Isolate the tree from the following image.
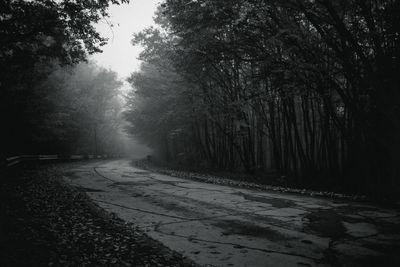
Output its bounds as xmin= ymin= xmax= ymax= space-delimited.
xmin=125 ymin=0 xmax=400 ymax=195
xmin=36 ymin=62 xmax=124 ymax=155
xmin=0 ymin=0 xmax=129 ymax=155
xmin=125 ymin=61 xmax=194 ymax=162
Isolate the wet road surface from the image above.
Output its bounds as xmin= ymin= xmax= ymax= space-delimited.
xmin=63 ymin=160 xmax=400 ymax=267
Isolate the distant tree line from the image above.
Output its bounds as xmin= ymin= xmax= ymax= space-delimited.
xmin=1 ymin=0 xmax=128 ymax=156
xmin=125 ymin=0 xmax=400 ymax=195
xmin=34 ymin=62 xmax=124 ymax=155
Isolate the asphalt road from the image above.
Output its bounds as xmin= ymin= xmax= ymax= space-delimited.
xmin=63 ymin=160 xmax=400 ymax=267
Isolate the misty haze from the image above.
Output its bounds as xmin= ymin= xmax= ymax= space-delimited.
xmin=1 ymin=1 xmax=399 ymax=267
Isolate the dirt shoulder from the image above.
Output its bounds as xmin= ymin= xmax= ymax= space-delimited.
xmin=132 ymin=159 xmax=400 ymax=207
xmin=0 ymin=163 xmax=197 ymax=267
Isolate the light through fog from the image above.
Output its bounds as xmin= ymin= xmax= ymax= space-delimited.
xmin=90 ymin=0 xmax=159 ymax=157
xmin=90 ymin=0 xmax=160 ymax=80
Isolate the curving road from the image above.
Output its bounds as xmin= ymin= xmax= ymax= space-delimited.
xmin=63 ymin=160 xmax=400 ymax=267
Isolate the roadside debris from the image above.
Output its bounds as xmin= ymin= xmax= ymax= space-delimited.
xmin=133 ymin=160 xmax=368 ymax=202
xmin=0 ymin=165 xmax=197 ymax=267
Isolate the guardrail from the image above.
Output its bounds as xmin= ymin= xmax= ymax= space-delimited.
xmin=3 ymin=154 xmax=118 ymax=168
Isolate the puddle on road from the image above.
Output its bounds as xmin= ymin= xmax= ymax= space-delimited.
xmin=213 ymin=219 xmax=290 ymax=241
xmin=150 ymin=199 xmax=196 ymax=218
xmin=305 ymin=209 xmax=346 ymax=239
xmin=235 ymin=192 xmax=296 ymax=208
xmin=342 ymin=222 xmax=377 ymax=237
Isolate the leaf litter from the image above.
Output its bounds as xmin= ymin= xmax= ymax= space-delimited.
xmin=0 ymin=165 xmax=197 ymax=267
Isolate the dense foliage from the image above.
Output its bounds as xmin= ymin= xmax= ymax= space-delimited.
xmin=0 ymin=0 xmax=128 ymax=155
xmin=125 ymin=0 xmax=400 ymax=195
xmin=38 ymin=62 xmax=124 ymax=155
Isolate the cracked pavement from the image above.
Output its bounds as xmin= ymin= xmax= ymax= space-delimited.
xmin=62 ymin=160 xmax=400 ymax=267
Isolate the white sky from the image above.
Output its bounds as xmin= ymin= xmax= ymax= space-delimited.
xmin=90 ymin=0 xmax=160 ymax=81
xmin=89 ymin=0 xmax=159 ymax=154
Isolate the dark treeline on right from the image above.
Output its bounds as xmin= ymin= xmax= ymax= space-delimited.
xmin=125 ymin=0 xmax=400 ymax=196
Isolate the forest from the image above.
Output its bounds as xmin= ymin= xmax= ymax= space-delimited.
xmin=1 ymin=0 xmax=129 ymax=156
xmin=1 ymin=0 xmax=399 ymax=196
xmin=124 ymin=0 xmax=400 ymax=196
xmin=2 ymin=2 xmax=400 ymax=266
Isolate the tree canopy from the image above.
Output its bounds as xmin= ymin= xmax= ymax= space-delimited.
xmin=125 ymin=0 xmax=400 ymax=196
xmin=1 ymin=0 xmax=129 ymax=156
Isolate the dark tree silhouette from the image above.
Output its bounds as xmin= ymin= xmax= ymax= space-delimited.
xmin=125 ymin=0 xmax=400 ymax=196
xmin=0 ymin=0 xmax=128 ymax=155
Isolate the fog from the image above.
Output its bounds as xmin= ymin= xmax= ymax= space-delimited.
xmin=119 ymin=134 xmax=152 ymax=160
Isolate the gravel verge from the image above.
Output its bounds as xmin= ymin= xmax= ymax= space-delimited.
xmin=133 ymin=159 xmax=370 ymax=202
